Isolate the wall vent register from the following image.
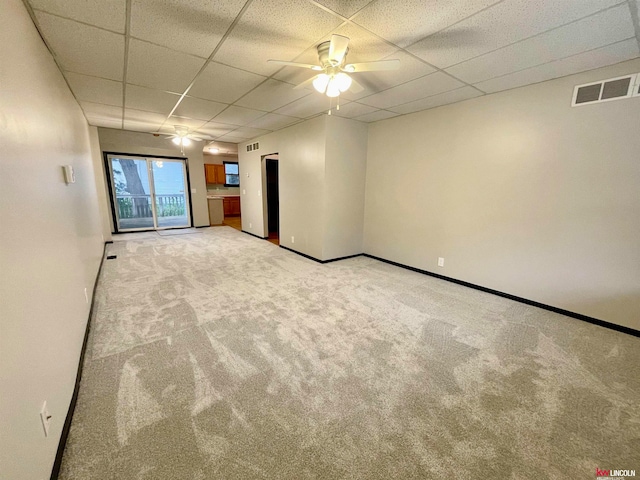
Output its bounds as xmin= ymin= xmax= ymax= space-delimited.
xmin=246 ymin=142 xmax=260 ymax=152
xmin=572 ymin=73 xmax=639 ymax=106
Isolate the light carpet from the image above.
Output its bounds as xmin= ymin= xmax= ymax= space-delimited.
xmin=60 ymin=226 xmax=640 ymax=479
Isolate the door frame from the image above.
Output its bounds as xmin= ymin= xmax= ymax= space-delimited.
xmin=104 ymin=152 xmax=194 ymax=233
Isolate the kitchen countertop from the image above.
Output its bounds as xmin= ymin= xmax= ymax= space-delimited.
xmin=207 ymin=194 xmax=240 ymax=199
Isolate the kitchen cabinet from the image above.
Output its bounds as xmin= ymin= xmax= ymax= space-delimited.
xmin=205 ymin=164 xmax=225 ymax=184
xmin=222 ymin=197 xmax=241 ymax=216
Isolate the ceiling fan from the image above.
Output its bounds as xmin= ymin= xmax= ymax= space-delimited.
xmin=165 ymin=125 xmax=202 ymax=155
xmin=268 ymin=34 xmax=399 ymax=99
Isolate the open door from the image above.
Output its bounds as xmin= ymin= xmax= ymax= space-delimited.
xmin=265 ymin=155 xmax=279 ymax=245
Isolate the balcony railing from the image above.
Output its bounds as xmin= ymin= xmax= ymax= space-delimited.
xmin=116 ymin=194 xmax=186 ymax=219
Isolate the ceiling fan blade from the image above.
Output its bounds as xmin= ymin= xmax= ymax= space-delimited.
xmin=164 ymin=134 xmax=177 ymax=139
xmin=328 ymin=34 xmax=349 ymax=65
xmin=344 ymin=59 xmax=400 ymax=73
xmin=349 ymin=76 xmax=364 ymax=94
xmin=188 ymin=136 xmax=203 ymax=142
xmin=293 ymin=75 xmax=318 ymax=91
xmin=268 ymin=60 xmax=323 ymax=71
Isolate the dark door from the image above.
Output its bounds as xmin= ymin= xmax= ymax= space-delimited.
xmin=266 ymin=159 xmax=279 ymax=235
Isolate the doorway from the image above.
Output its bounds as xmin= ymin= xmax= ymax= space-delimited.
xmin=106 ymin=154 xmax=192 ymax=232
xmin=264 ymin=155 xmax=279 ymax=245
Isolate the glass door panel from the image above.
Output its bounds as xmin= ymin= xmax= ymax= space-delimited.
xmin=110 ymin=157 xmax=154 ymax=231
xmin=151 ymin=160 xmax=190 ymax=229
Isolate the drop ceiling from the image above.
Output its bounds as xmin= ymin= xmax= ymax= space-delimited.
xmin=25 ymin=0 xmax=640 ymax=144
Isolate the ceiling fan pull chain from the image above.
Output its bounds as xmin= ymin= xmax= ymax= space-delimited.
xmin=328 ymin=97 xmax=332 ymax=115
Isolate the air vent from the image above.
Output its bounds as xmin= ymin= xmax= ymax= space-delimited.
xmin=572 ymin=74 xmax=637 ymax=106
xmin=247 ymin=144 xmax=253 ymax=152
xmin=246 ymin=142 xmax=260 ymax=152
xmin=253 ymin=142 xmax=259 ymax=150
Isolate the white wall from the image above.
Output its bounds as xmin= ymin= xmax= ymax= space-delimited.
xmin=0 ymin=1 xmax=105 ymax=478
xmin=97 ymin=128 xmax=209 ymax=227
xmin=364 ymin=59 xmax=640 ymax=331
xmin=323 ymin=116 xmax=368 ymax=259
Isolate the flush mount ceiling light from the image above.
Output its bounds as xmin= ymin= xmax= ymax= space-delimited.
xmin=208 ymin=147 xmax=220 ymax=154
xmin=165 ymin=125 xmax=201 ymax=155
xmin=269 ymin=34 xmax=399 ymax=106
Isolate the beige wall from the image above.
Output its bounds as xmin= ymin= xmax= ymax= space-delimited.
xmin=238 ymin=115 xmax=368 ymax=261
xmin=97 ymin=128 xmax=209 ymax=227
xmin=364 ymin=59 xmax=640 ymax=330
xmin=323 ymin=116 xmax=368 ymax=259
xmin=239 ymin=116 xmax=327 ymax=257
xmin=0 ymin=1 xmax=105 ymax=478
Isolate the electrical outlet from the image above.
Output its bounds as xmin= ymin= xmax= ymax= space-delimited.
xmin=249 ymin=222 xmax=252 ymax=228
xmin=438 ymin=257 xmax=445 ymax=267
xmin=257 ymin=190 xmax=261 ymax=197
xmin=291 ymin=236 xmax=295 ymax=243
xmin=84 ymin=287 xmax=88 ymax=304
xmin=40 ymin=401 xmax=52 ymax=437
xmin=242 ymin=189 xmax=246 ymax=195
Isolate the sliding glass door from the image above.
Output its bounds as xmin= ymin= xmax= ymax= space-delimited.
xmin=108 ymin=155 xmax=191 ymax=232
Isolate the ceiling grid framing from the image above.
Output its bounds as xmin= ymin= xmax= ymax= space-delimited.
xmin=22 ymin=0 xmax=640 ymax=143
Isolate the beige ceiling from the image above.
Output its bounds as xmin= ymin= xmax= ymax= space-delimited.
xmin=26 ymin=0 xmax=640 ymax=144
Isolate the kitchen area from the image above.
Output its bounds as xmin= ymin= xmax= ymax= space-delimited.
xmin=203 ymin=143 xmax=241 ymax=230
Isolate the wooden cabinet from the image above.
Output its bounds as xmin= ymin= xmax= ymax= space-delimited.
xmin=204 ymin=164 xmax=225 ymax=184
xmin=222 ymin=197 xmax=241 ymax=216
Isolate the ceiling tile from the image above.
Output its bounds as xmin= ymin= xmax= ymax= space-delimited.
xmin=188 ymin=62 xmax=266 ymax=104
xmin=216 ymin=134 xmax=250 ymax=143
xmin=247 ymin=113 xmax=300 ymax=130
xmin=446 ymin=4 xmax=636 ymax=84
xmin=195 ymin=122 xmax=236 ymax=138
xmin=340 ymin=50 xmax=437 ymax=101
xmin=212 ymin=0 xmax=343 ymax=76
xmin=407 ymin=0 xmax=625 ymax=68
xmin=87 ymin=118 xmax=123 ymax=129
xmin=127 ymin=39 xmax=205 ymax=92
xmin=123 ymin=108 xmax=167 ymax=132
xmin=354 ymin=109 xmax=399 ymax=122
xmin=353 ymin=0 xmax=501 ymax=48
xmin=65 ymin=72 xmax=123 ymax=106
xmin=173 ymin=96 xmax=227 ymax=121
xmin=228 ymin=126 xmax=271 ymax=139
xmin=388 ymin=86 xmax=482 ymax=114
xmin=29 ymin=0 xmax=126 ymax=33
xmin=130 ymin=0 xmax=246 ymax=58
xmin=235 ymin=79 xmax=312 ymax=111
xmin=332 ymin=102 xmax=377 ymax=118
xmin=125 ymin=84 xmax=181 ymax=114
xmin=166 ymin=115 xmax=207 ymax=131
xmin=474 ymin=38 xmax=640 ymax=93
xmin=80 ymin=101 xmax=123 ymax=126
xmin=358 ymin=72 xmax=465 ymax=109
xmin=35 ymin=12 xmax=124 ymax=80
xmin=211 ymin=106 xmax=266 ymax=126
xmin=314 ymin=0 xmax=374 ymax=18
xmin=274 ymin=93 xmax=334 ymax=118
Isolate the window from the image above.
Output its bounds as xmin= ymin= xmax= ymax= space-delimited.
xmin=224 ymin=162 xmax=239 ymax=187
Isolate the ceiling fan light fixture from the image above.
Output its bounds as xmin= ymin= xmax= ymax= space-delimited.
xmin=313 ymin=74 xmax=330 ymax=94
xmin=172 ymin=137 xmax=181 ymax=145
xmin=182 ymin=137 xmax=191 ymax=147
xmin=335 ymin=72 xmax=352 ymax=92
xmin=326 ymin=79 xmax=340 ymax=98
